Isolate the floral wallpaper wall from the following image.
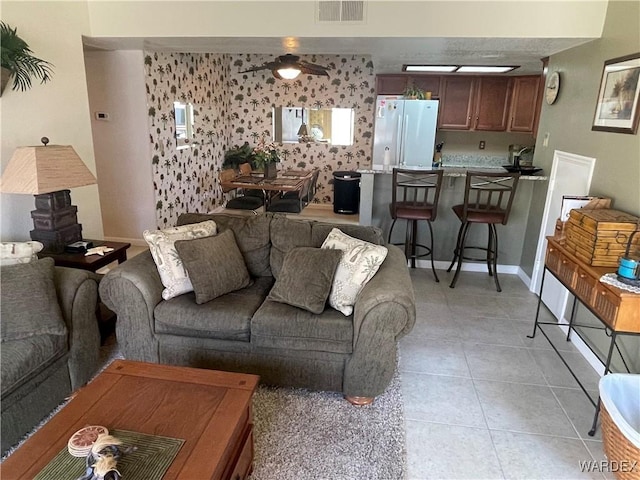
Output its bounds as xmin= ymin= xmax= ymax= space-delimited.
xmin=227 ymin=54 xmax=376 ymax=203
xmin=144 ymin=51 xmax=376 ymax=226
xmin=144 ymin=51 xmax=231 ymax=227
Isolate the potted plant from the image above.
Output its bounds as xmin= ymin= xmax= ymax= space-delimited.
xmin=223 ymin=142 xmax=255 ymax=170
xmin=252 ymin=140 xmax=281 ymax=179
xmin=402 ymin=85 xmax=425 ymax=100
xmin=1 ymin=22 xmax=53 ymax=95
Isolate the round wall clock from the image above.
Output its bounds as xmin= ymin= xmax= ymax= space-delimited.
xmin=545 ymin=71 xmax=561 ymax=105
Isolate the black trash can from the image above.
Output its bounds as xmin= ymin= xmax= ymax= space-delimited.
xmin=333 ymin=171 xmax=361 ymax=214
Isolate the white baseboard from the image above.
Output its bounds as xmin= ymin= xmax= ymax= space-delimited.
xmin=517 ymin=267 xmax=532 ymax=289
xmin=103 ymin=236 xmax=147 ymax=247
xmin=413 ymin=259 xmax=521 ymax=274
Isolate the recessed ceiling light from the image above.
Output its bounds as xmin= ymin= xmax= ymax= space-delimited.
xmin=403 ymin=65 xmax=458 ymax=73
xmin=456 ymin=66 xmax=518 ymax=73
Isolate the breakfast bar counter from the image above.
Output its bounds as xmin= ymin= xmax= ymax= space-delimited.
xmin=358 ymin=167 xmax=548 ymax=266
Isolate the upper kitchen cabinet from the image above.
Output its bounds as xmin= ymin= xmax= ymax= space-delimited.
xmin=439 ymin=76 xmax=511 ymax=131
xmin=473 ymin=77 xmax=511 ymax=131
xmin=508 ymin=76 xmax=542 ymax=134
xmin=376 ymin=75 xmax=441 ymax=97
xmin=376 ymin=75 xmax=409 ymax=95
xmin=438 ymin=76 xmax=476 ymax=130
xmin=412 ymin=76 xmax=441 ymax=98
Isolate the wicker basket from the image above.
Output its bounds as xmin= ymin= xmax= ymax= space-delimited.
xmin=600 ymin=375 xmax=640 ymax=480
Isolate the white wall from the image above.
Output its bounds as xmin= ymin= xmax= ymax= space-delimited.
xmin=0 ymin=1 xmax=103 ymax=242
xmin=84 ymin=50 xmax=155 ymax=243
xmin=85 ymin=1 xmax=607 ymax=39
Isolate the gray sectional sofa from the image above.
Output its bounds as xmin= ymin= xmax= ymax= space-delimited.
xmin=1 ymin=259 xmax=101 ymax=453
xmin=99 ymin=213 xmax=416 ymax=403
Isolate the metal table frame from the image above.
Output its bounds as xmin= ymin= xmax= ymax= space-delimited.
xmin=528 ymin=256 xmax=640 ymax=436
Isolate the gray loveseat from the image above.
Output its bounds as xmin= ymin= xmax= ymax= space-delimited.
xmin=1 ymin=258 xmax=101 ymax=453
xmin=99 ymin=213 xmax=415 ymax=403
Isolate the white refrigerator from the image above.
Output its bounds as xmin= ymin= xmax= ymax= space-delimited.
xmin=372 ymin=96 xmax=439 ymax=170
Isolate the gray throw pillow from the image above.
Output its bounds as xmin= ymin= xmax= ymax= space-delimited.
xmin=268 ymin=247 xmax=342 ymax=314
xmin=175 ymin=230 xmax=251 ymax=304
xmin=0 ymin=257 xmax=67 ymax=342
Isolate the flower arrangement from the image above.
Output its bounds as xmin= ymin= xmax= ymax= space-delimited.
xmin=252 ymin=140 xmax=281 ymax=169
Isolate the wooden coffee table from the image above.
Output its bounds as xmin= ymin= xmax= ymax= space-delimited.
xmin=1 ymin=360 xmax=259 ymax=480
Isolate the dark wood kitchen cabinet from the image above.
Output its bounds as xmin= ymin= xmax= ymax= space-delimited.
xmin=376 ymin=74 xmax=542 ymax=133
xmin=474 ymin=77 xmax=511 ymax=131
xmin=439 ymin=76 xmax=510 ymax=131
xmin=508 ymin=75 xmax=542 ymax=134
xmin=376 ymin=74 xmax=441 ymax=97
xmin=376 ymin=75 xmax=409 ymax=95
xmin=438 ymin=76 xmax=475 ymax=129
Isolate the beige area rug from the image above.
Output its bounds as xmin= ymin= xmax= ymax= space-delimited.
xmin=250 ymin=371 xmax=407 ymax=480
xmin=4 ymin=340 xmax=407 ymax=479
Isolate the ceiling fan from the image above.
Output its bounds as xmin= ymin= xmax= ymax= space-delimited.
xmin=240 ymin=54 xmax=330 ymax=80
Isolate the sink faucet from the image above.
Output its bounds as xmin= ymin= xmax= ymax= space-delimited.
xmin=517 ymin=146 xmax=534 ymax=156
xmin=514 ymin=146 xmax=534 ymax=167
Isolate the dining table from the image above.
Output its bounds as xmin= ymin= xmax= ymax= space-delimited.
xmin=221 ymin=169 xmax=313 ymax=210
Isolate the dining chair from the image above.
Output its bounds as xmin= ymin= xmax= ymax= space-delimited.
xmin=446 ymin=171 xmax=520 ymax=291
xmin=219 ymin=168 xmax=264 ymax=212
xmin=388 ymin=168 xmax=444 ymax=281
xmin=267 ymin=169 xmax=319 ymax=213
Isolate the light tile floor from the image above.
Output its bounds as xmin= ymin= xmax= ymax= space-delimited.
xmin=402 ymin=268 xmax=611 ymax=480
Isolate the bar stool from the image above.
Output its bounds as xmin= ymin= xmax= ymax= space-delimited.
xmin=388 ymin=168 xmax=444 ymax=281
xmin=447 ymin=171 xmax=520 ymax=292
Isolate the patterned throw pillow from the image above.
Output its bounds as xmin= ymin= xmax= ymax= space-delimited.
xmin=0 ymin=241 xmax=44 ymax=266
xmin=321 ymin=228 xmax=388 ymax=316
xmin=143 ymin=220 xmax=217 ymax=300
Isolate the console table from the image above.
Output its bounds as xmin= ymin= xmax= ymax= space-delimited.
xmin=529 ymin=236 xmax=640 ymax=436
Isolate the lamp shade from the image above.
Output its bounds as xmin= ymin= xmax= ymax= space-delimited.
xmin=0 ymin=145 xmax=96 ymax=194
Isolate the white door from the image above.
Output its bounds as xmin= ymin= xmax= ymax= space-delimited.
xmin=531 ymin=150 xmax=596 ymax=320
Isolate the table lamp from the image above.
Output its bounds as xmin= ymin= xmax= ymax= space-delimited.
xmin=0 ymin=137 xmax=97 ymax=253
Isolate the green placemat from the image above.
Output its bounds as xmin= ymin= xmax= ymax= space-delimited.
xmin=34 ymin=429 xmax=184 ymax=480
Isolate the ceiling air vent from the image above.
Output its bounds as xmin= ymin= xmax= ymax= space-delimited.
xmin=317 ymin=1 xmax=366 ymax=23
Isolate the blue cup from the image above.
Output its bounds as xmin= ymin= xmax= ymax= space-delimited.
xmin=617 ymin=257 xmax=639 ymax=280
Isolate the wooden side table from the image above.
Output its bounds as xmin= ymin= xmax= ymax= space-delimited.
xmin=38 ymin=240 xmax=131 ymax=273
xmin=39 ymin=240 xmax=131 ymax=344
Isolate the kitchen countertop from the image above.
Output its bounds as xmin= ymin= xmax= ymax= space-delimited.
xmin=358 ymin=166 xmax=548 ymax=180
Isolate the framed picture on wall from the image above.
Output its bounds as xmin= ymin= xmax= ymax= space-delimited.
xmin=592 ymin=52 xmax=640 ymax=134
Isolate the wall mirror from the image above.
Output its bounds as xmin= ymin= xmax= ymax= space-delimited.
xmin=174 ymin=101 xmax=195 ymax=149
xmin=273 ymin=107 xmax=355 ymax=146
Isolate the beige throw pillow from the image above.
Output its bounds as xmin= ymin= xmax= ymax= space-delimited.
xmin=321 ymin=228 xmax=388 ymax=316
xmin=143 ymin=220 xmax=217 ymax=300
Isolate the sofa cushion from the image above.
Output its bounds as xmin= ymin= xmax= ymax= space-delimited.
xmin=1 ymin=334 xmax=67 ymax=397
xmin=269 ymin=215 xmax=384 ymax=279
xmin=143 ymin=220 xmax=218 ymax=300
xmin=267 ymin=247 xmax=342 ymax=314
xmin=251 ymin=300 xmax=353 ymax=354
xmin=154 ymin=276 xmax=274 ymax=341
xmin=0 ymin=258 xmax=67 ymax=342
xmin=322 ymin=228 xmax=388 ymax=316
xmin=177 ymin=213 xmax=272 ymax=277
xmin=0 ymin=241 xmax=44 ymax=266
xmin=175 ymin=230 xmax=251 ymax=304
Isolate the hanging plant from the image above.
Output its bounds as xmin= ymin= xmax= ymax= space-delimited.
xmin=1 ymin=21 xmax=54 ymax=95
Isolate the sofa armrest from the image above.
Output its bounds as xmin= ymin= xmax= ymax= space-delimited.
xmin=343 ymin=245 xmax=415 ymax=398
xmin=98 ymin=250 xmax=162 ymax=362
xmin=54 ymin=267 xmax=100 ymax=390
